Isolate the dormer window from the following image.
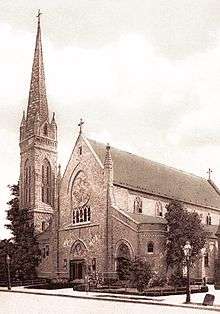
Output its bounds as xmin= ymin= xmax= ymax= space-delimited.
xmin=134 ymin=196 xmax=142 ymax=213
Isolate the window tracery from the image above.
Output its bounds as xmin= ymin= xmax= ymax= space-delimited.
xmin=73 ymin=206 xmax=91 ymax=224
xmin=71 ymin=171 xmax=91 ymax=225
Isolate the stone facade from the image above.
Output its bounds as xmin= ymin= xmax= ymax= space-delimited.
xmin=19 ymin=15 xmax=220 ymax=284
xmin=57 ymin=136 xmax=108 ymax=278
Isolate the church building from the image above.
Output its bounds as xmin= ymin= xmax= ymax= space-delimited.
xmin=19 ymin=14 xmax=220 ymax=284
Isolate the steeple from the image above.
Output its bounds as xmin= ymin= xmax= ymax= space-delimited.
xmin=26 ymin=10 xmax=48 ymax=128
xmin=19 ymin=11 xmax=57 ymax=234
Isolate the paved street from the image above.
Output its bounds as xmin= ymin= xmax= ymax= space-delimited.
xmin=0 ymin=291 xmax=214 ymax=314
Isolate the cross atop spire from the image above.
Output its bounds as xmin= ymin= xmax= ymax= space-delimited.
xmin=78 ymin=118 xmax=84 ymax=134
xmin=207 ymin=168 xmax=213 ymax=180
xmin=26 ymin=10 xmax=48 ymax=128
xmin=36 ymin=9 xmax=42 ymax=19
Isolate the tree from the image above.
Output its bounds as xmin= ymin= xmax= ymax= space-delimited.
xmin=4 ymin=184 xmax=40 ymax=280
xmin=0 ymin=239 xmax=15 ymax=281
xmin=116 ymin=256 xmax=152 ymax=292
xmin=116 ymin=257 xmax=131 ymax=281
xmin=165 ymin=200 xmax=207 ymax=283
xmin=130 ymin=258 xmax=152 ymax=292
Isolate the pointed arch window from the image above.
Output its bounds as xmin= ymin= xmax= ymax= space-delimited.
xmin=42 ymin=221 xmax=46 ymax=231
xmin=43 ymin=124 xmax=48 ymax=136
xmin=78 ymin=146 xmax=82 ymax=155
xmin=206 ymin=213 xmax=212 ymax=225
xmin=73 ymin=206 xmax=91 ymax=225
xmin=24 ymin=159 xmax=32 ymax=206
xmin=147 ymin=242 xmax=154 ymax=253
xmin=204 ymin=252 xmax=209 ymax=267
xmin=42 ymin=159 xmax=52 ymax=205
xmin=134 ymin=196 xmax=142 ymax=213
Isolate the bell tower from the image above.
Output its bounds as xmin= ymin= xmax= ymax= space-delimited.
xmin=19 ymin=11 xmax=57 ymax=233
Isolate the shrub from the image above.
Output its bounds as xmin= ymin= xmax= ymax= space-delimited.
xmin=130 ymin=258 xmax=152 ymax=292
xmin=148 ymin=272 xmax=167 ymax=288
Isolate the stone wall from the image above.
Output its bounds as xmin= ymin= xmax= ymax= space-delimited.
xmin=58 ymin=135 xmax=108 ymax=278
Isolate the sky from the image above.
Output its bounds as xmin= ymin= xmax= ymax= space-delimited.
xmin=1 ymin=0 xmax=220 ymax=238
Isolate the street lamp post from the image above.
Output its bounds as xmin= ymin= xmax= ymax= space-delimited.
xmin=183 ymin=241 xmax=192 ymax=303
xmin=6 ymin=254 xmax=11 ymax=291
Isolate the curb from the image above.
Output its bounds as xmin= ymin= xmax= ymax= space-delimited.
xmin=1 ymin=288 xmax=220 ymax=312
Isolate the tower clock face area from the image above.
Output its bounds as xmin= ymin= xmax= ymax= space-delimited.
xmin=71 ymin=171 xmax=91 ymax=209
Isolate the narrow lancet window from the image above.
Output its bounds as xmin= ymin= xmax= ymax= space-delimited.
xmin=24 ymin=159 xmax=31 ymax=206
xmin=41 ymin=159 xmax=52 ymax=205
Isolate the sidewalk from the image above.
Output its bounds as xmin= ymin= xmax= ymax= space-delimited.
xmin=1 ymin=285 xmax=220 ymax=312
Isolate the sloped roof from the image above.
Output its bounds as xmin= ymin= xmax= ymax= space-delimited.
xmin=127 ymin=213 xmax=167 ymax=224
xmin=204 ymin=225 xmax=219 ymax=238
xmin=88 ymin=139 xmax=220 ymax=209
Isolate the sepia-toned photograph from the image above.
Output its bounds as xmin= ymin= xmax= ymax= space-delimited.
xmin=1 ymin=1 xmax=220 ymax=313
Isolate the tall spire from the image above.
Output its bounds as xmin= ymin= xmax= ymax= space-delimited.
xmin=26 ymin=10 xmax=48 ymax=127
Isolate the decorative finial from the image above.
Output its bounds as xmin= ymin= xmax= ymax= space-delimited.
xmin=78 ymin=118 xmax=84 ymax=134
xmin=52 ymin=112 xmax=55 ymax=121
xmin=106 ymin=143 xmax=110 ymax=150
xmin=207 ymin=168 xmax=213 ymax=180
xmin=104 ymin=142 xmax=113 ymax=169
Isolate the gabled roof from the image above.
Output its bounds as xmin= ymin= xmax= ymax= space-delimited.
xmin=88 ymin=139 xmax=220 ymax=210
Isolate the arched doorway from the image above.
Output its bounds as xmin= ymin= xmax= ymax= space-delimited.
xmin=115 ymin=242 xmax=133 ymax=280
xmin=69 ymin=240 xmax=88 ymax=281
